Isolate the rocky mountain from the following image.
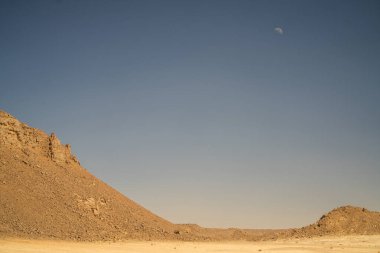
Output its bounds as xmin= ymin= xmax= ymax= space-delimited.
xmin=0 ymin=110 xmax=182 ymax=241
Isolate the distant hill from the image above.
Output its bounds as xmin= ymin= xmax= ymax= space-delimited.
xmin=291 ymin=206 xmax=380 ymax=238
xmin=1 ymin=110 xmax=379 ymax=241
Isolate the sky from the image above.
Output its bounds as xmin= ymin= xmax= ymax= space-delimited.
xmin=1 ymin=0 xmax=380 ymax=229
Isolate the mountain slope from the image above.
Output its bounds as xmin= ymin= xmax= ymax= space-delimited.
xmin=0 ymin=111 xmax=183 ymax=241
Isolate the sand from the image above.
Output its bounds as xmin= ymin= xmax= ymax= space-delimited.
xmin=1 ymin=235 xmax=380 ymax=253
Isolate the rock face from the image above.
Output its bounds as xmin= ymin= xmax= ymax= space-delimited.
xmin=48 ymin=133 xmax=79 ymax=165
xmin=0 ymin=111 xmax=79 ymax=166
xmin=0 ymin=111 xmax=48 ymax=152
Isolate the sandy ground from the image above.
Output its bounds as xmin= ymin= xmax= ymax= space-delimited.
xmin=1 ymin=235 xmax=380 ymax=253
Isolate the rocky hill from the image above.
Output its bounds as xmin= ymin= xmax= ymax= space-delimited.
xmin=292 ymin=206 xmax=380 ymax=238
xmin=0 ymin=110 xmax=379 ymax=241
xmin=0 ymin=110 xmax=185 ymax=241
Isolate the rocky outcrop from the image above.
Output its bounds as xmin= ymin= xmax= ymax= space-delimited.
xmin=48 ymin=133 xmax=80 ymax=165
xmin=0 ymin=111 xmax=46 ymax=150
xmin=0 ymin=111 xmax=79 ymax=166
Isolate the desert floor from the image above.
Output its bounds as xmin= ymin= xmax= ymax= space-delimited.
xmin=0 ymin=235 xmax=379 ymax=253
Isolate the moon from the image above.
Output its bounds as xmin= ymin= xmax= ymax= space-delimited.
xmin=274 ymin=27 xmax=284 ymax=35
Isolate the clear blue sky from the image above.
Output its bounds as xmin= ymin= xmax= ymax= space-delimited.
xmin=1 ymin=0 xmax=380 ymax=228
